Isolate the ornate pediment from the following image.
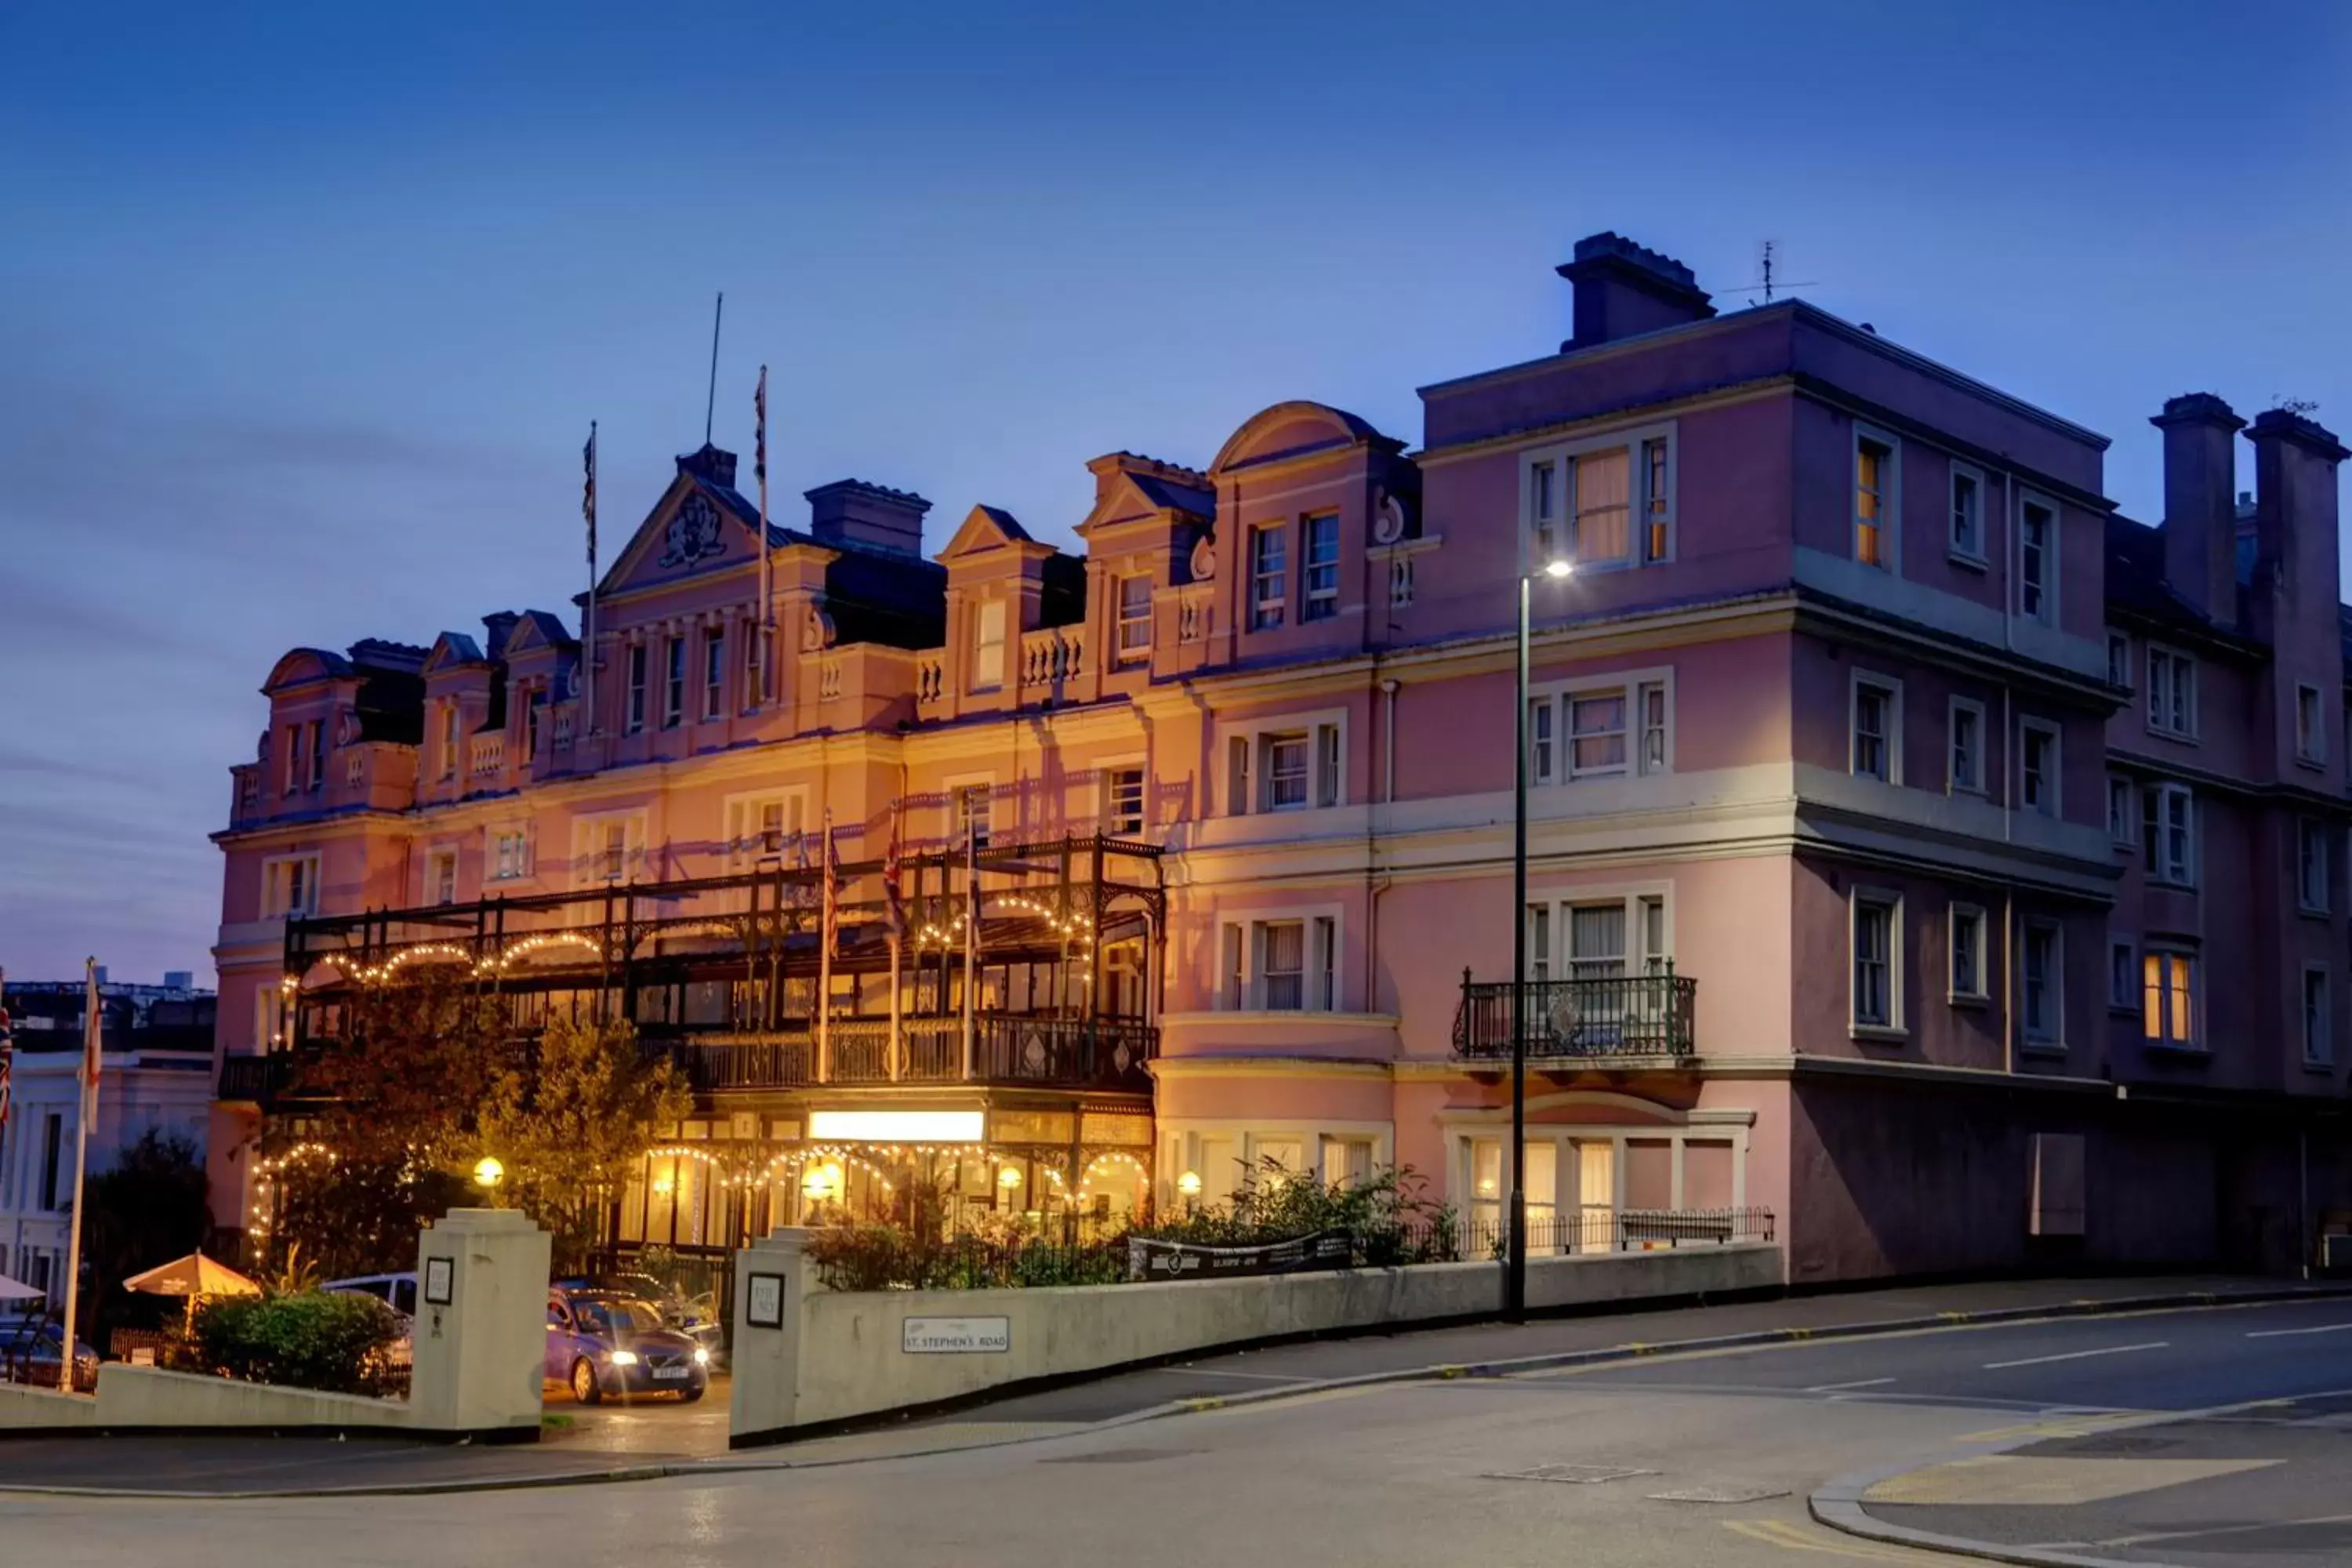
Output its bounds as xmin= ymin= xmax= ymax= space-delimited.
xmin=598 ymin=471 xmax=765 ymax=597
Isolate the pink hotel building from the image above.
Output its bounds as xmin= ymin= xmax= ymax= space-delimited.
xmin=210 ymin=234 xmax=2352 ymax=1286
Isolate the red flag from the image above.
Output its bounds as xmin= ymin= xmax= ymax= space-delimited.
xmin=80 ymin=960 xmax=102 ymax=1116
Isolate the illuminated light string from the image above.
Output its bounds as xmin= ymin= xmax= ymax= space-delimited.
xmin=1078 ymin=1150 xmax=1148 ymax=1197
xmin=286 ymin=931 xmax=610 ymax=989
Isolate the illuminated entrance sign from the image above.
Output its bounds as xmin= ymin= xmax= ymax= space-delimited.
xmin=807 ymin=1109 xmax=985 ymax=1144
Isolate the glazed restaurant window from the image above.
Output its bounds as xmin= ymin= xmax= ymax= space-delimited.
xmin=1250 ymin=524 xmax=1287 ymax=631
xmin=1854 ymin=432 xmax=1896 ymax=568
xmin=1301 ymin=513 xmax=1340 ymax=622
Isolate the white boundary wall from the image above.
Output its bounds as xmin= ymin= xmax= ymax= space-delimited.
xmin=0 ymin=1208 xmax=550 ymax=1439
xmin=731 ymin=1229 xmax=1782 ymax=1444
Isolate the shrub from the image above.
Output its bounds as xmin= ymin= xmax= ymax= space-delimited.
xmin=185 ymin=1290 xmax=407 ymax=1397
xmin=1134 ymin=1160 xmax=1464 ymax=1263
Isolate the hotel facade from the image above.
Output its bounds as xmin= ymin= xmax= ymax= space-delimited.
xmin=209 ymin=234 xmax=2352 ymax=1286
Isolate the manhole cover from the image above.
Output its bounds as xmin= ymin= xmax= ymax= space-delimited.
xmin=1484 ymin=1464 xmax=1659 ymax=1485
xmin=1040 ymin=1448 xmax=1197 ymax=1465
xmin=1646 ymin=1484 xmax=1791 ymax=1504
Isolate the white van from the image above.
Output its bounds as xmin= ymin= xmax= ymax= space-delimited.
xmin=322 ymin=1271 xmax=419 ymax=1320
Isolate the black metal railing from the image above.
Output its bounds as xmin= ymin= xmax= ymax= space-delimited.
xmin=1452 ymin=967 xmax=1697 ymax=1060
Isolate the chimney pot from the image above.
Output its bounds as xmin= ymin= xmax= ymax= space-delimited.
xmin=804 ymin=479 xmax=932 ymax=558
xmin=1556 ymin=231 xmax=1715 ymax=351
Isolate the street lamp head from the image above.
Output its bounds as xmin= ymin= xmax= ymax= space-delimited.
xmin=1176 ymin=1171 xmax=1203 ymax=1197
xmin=472 ymin=1155 xmax=504 ymax=1190
xmin=1542 ymin=557 xmax=1574 ymax=579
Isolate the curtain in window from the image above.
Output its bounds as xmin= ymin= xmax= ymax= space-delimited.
xmin=1573 ymin=449 xmax=1631 ymax=563
xmin=1568 ymin=904 xmax=1625 ymax=981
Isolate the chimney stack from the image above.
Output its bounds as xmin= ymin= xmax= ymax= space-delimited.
xmin=2150 ymin=393 xmax=2244 ymax=624
xmin=1557 ymin=233 xmax=1715 ymax=352
xmin=2245 ymin=408 xmax=2348 ymax=616
xmin=804 ymin=479 xmax=932 ymax=558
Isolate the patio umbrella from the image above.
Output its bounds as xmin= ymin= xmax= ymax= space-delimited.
xmin=123 ymin=1254 xmax=262 ymax=1299
xmin=0 ymin=1273 xmax=42 ymax=1301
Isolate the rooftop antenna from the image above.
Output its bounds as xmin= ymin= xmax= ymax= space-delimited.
xmin=703 ymin=291 xmax=724 ymax=445
xmin=1742 ymin=240 xmax=1816 ymax=307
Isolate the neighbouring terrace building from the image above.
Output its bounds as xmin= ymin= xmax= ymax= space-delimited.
xmin=209 ymin=234 xmax=2352 ymax=1286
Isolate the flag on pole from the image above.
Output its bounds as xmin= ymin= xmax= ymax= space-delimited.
xmin=753 ymin=365 xmax=772 ymax=706
xmin=883 ymin=804 xmax=905 ymax=941
xmin=582 ymin=422 xmax=598 ymax=563
xmin=753 ymin=367 xmax=768 ymax=488
xmin=80 ymin=960 xmax=101 ymax=1117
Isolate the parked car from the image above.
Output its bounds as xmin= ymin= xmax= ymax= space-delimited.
xmin=322 ymin=1271 xmax=419 ymax=1319
xmin=551 ymin=1271 xmax=726 ymax=1367
xmin=0 ymin=1316 xmax=99 ymax=1392
xmin=544 ymin=1290 xmax=708 ymax=1404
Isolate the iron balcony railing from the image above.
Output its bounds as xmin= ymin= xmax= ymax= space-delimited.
xmin=221 ymin=1013 xmax=1157 ymax=1105
xmin=1451 ymin=966 xmax=1697 ymax=1061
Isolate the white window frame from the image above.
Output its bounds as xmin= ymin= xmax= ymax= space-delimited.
xmin=1523 ymin=884 xmax=1675 ymax=983
xmin=1852 ymin=424 xmax=1900 ymax=573
xmin=1223 ymin=710 xmax=1348 ymax=816
xmin=2106 ymin=630 xmax=2132 ymax=690
xmin=2016 ymin=489 xmax=2060 ymax=626
xmin=2145 ymin=644 xmax=2197 ymax=740
xmin=1248 ymin=523 xmax=1287 ymax=632
xmin=1519 ymin=420 xmax=1676 ymax=573
xmin=1526 ymin=667 xmax=1675 ymax=785
xmin=2298 ymin=818 xmax=2330 ymax=914
xmin=724 ymin=787 xmax=811 ymax=872
xmin=260 ymin=852 xmax=321 ymax=920
xmin=1116 ymin=574 xmax=1153 ymax=661
xmin=2020 ymin=917 xmax=2063 ymax=1047
xmin=1948 ymin=460 xmax=1986 ymax=564
xmin=971 ymin=598 xmax=1007 ymax=691
xmin=2296 ymin=682 xmax=2325 ymax=765
xmin=702 ymin=627 xmax=727 ymax=721
xmin=1948 ymin=902 xmax=1987 ymax=1003
xmin=2303 ymin=964 xmax=2333 ymax=1067
xmin=1215 ymin=905 xmax=1343 ymax=1013
xmin=487 ymin=826 xmax=532 ymax=884
xmin=1301 ymin=511 xmax=1341 ymax=622
xmin=572 ymin=810 xmax=648 ymax=889
xmin=943 ymin=772 xmax=995 ymax=850
xmin=662 ymin=633 xmax=686 ymax=728
xmin=2107 ymin=936 xmax=2136 ymax=1012
xmin=2142 ymin=946 xmax=2199 ymax=1049
xmin=1099 ymin=759 xmax=1147 ymax=838
xmin=2107 ymin=775 xmax=2133 ymax=847
xmin=426 ymin=847 xmax=459 ymax=906
xmin=1947 ymin=696 xmax=1986 ymax=795
xmin=625 ymin=643 xmax=648 ymax=734
xmin=2019 ymin=717 xmax=2062 ymax=818
xmin=2143 ymin=782 xmax=2197 ymax=887
xmin=1849 ymin=671 xmax=1902 ymax=784
xmin=1850 ymin=888 xmax=1903 ymax=1036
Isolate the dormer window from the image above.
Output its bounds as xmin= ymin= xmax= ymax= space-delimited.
xmin=1117 ymin=575 xmax=1152 ymax=661
xmin=971 ymin=599 xmax=1007 ymax=691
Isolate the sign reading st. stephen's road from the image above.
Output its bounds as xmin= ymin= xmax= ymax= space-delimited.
xmin=902 ymin=1316 xmax=1012 ymax=1354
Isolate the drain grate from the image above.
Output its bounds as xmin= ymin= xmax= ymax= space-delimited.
xmin=1484 ymin=1464 xmax=1660 ymax=1485
xmin=1646 ymin=1484 xmax=1790 ymax=1504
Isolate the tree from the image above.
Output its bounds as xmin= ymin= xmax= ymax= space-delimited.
xmin=81 ymin=1131 xmax=210 ymax=1346
xmin=261 ymin=965 xmax=509 ymax=1279
xmin=476 ymin=1014 xmax=688 ymax=1268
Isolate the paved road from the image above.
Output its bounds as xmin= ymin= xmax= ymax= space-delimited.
xmin=2 ymin=1285 xmax=2347 ymax=1566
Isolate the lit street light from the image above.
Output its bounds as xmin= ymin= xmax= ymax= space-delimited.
xmin=1508 ymin=555 xmax=1573 ymax=1323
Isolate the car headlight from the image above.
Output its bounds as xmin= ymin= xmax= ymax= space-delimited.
xmin=692 ymin=1347 xmax=710 ymax=1366
xmin=607 ymin=1349 xmax=639 ymax=1367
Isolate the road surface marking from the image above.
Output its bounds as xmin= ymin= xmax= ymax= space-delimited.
xmin=1806 ymin=1378 xmax=1895 ymax=1393
xmin=1725 ymin=1518 xmax=1940 ymax=1563
xmin=1983 ymin=1341 xmax=2168 ymax=1370
xmin=1864 ymin=1455 xmax=2278 ymax=1507
xmin=2246 ymin=1322 xmax=2352 ymax=1338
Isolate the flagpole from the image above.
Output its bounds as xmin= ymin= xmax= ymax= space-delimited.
xmin=583 ymin=422 xmax=600 ymax=746
xmin=816 ymin=811 xmax=834 ymax=1087
xmin=961 ymin=814 xmax=978 ymax=1083
xmin=60 ymin=957 xmax=98 ymax=1392
xmin=754 ymin=365 xmax=772 ymax=710
xmin=886 ymin=804 xmax=903 ymax=1083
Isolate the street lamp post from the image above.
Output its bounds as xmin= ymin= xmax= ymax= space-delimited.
xmin=1507 ymin=558 xmax=1572 ymax=1325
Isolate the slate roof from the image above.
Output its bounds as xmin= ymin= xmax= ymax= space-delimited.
xmin=691 ymin=473 xmax=949 ymax=649
xmin=1133 ymin=474 xmax=1214 ymax=517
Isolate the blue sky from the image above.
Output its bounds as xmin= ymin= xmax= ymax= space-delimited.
xmin=2 ymin=1 xmax=2347 ymax=983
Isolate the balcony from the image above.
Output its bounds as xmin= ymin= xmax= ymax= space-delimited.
xmin=654 ymin=1014 xmax=1155 ymax=1095
xmin=1452 ymin=968 xmax=1697 ymax=1062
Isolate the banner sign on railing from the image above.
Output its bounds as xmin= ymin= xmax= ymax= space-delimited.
xmin=1126 ymin=1229 xmax=1352 ymax=1283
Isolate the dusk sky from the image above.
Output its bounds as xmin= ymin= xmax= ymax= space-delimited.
xmin=2 ymin=2 xmax=2347 ymax=985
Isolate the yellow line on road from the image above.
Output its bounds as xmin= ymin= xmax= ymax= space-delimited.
xmin=1725 ymin=1518 xmax=1943 ymax=1563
